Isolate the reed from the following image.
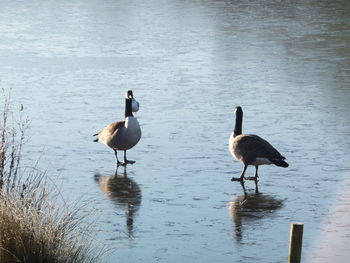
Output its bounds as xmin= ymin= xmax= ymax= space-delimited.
xmin=0 ymin=93 xmax=102 ymax=263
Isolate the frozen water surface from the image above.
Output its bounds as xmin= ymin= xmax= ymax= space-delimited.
xmin=1 ymin=0 xmax=350 ymax=262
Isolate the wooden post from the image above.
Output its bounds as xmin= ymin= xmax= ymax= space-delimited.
xmin=288 ymin=223 xmax=304 ymax=263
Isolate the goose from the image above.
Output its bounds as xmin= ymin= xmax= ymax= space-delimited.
xmin=229 ymin=106 xmax=288 ymax=182
xmin=94 ymin=90 xmax=141 ymax=166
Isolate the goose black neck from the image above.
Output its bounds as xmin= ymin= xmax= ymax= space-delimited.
xmin=125 ymin=99 xmax=133 ymax=118
xmin=234 ymin=109 xmax=243 ymax=137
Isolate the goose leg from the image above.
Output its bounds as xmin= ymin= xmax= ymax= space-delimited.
xmin=114 ymin=150 xmax=124 ymax=167
xmin=254 ymin=177 xmax=259 ymax=194
xmin=124 ymin=150 xmax=135 ymax=165
xmin=231 ymin=165 xmax=247 ymax=182
xmin=246 ymin=166 xmax=259 ymax=181
xmin=252 ymin=166 xmax=259 ymax=193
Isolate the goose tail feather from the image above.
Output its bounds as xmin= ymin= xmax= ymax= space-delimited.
xmin=270 ymin=158 xmax=289 ymax=168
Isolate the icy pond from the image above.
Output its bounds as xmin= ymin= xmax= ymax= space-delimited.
xmin=1 ymin=0 xmax=350 ymax=262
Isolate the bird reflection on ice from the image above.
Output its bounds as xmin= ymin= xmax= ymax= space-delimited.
xmin=229 ymin=182 xmax=283 ymax=242
xmin=94 ymin=168 xmax=141 ymax=238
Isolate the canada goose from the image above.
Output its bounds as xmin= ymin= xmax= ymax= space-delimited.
xmin=94 ymin=90 xmax=141 ymax=166
xmin=229 ymin=106 xmax=288 ymax=182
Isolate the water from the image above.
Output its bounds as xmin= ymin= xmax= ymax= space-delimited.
xmin=1 ymin=0 xmax=350 ymax=262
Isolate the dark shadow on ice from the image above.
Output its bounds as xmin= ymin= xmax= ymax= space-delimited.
xmin=94 ymin=167 xmax=142 ymax=238
xmin=229 ymin=181 xmax=284 ymax=242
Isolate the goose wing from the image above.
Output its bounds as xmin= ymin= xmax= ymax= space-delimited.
xmin=235 ymin=134 xmax=285 ymax=162
xmin=105 ymin=121 xmax=125 ymax=136
xmin=94 ymin=121 xmax=125 ymax=143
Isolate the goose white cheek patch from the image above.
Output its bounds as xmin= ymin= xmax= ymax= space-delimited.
xmin=132 ymin=99 xmax=140 ymax=112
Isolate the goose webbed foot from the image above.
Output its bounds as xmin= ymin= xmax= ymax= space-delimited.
xmin=117 ymin=160 xmax=136 ymax=167
xmin=247 ymin=166 xmax=259 ymax=182
xmin=231 ymin=165 xmax=248 ymax=182
xmin=231 ymin=177 xmax=245 ymax=182
xmin=117 ymin=160 xmax=125 ymax=167
xmin=123 ymin=150 xmax=135 ymax=165
xmin=245 ymin=176 xmax=258 ymax=181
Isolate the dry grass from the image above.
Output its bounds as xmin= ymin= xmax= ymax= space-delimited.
xmin=0 ymin=93 xmax=103 ymax=263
